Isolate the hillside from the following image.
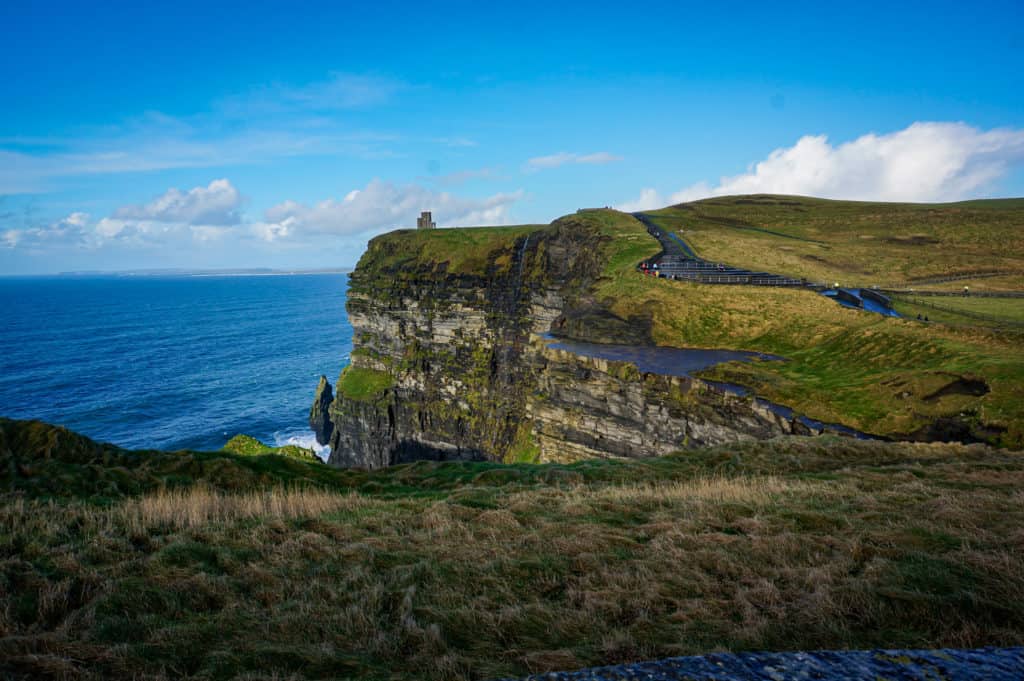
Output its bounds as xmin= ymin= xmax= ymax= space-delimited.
xmin=580 ymin=206 xmax=1024 ymax=445
xmin=3 ymin=418 xmax=1024 ymax=680
xmin=642 ymin=195 xmax=1024 ymax=290
xmin=323 ymin=203 xmax=1024 ymax=465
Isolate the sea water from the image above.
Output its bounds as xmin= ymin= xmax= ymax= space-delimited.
xmin=0 ymin=274 xmax=352 ymax=459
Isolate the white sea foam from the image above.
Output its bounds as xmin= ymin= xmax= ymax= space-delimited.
xmin=273 ymin=431 xmax=331 ymax=461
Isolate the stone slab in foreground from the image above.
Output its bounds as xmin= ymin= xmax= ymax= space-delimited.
xmin=498 ymin=647 xmax=1024 ymax=680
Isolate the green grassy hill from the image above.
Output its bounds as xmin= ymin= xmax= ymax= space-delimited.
xmin=339 ymin=202 xmax=1024 ymax=445
xmin=2 ymin=418 xmax=1024 ymax=680
xmin=642 ymin=195 xmax=1024 ymax=290
xmin=564 ymin=206 xmax=1024 ymax=446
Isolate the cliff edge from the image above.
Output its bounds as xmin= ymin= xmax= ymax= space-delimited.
xmin=322 ymin=211 xmax=831 ymax=468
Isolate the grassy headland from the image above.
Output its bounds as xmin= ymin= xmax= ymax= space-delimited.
xmin=641 ymin=195 xmax=1024 ymax=288
xmin=355 ymin=224 xmax=545 ymax=276
xmin=3 ymin=418 xmax=1024 ymax=680
xmin=564 ymin=204 xmax=1024 ymax=445
xmin=338 ymin=200 xmax=1023 ymax=444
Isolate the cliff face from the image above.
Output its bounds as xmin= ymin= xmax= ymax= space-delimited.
xmin=527 ymin=341 xmax=815 ymax=462
xmin=323 ymin=215 xmax=800 ymax=468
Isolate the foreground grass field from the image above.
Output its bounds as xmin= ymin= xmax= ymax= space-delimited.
xmin=569 ymin=207 xmax=1024 ymax=445
xmin=2 ymin=419 xmax=1024 ymax=680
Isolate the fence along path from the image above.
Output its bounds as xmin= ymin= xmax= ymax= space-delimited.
xmin=893 ymin=295 xmax=1024 ymax=328
xmin=632 ymin=213 xmax=806 ymax=287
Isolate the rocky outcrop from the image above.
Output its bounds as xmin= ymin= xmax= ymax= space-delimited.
xmin=527 ymin=340 xmax=815 ymax=462
xmin=323 ymin=217 xmax=605 ymax=468
xmin=317 ymin=214 xmax=812 ymax=469
xmin=308 ymin=375 xmax=334 ymax=445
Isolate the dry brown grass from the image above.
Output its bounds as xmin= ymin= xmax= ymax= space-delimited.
xmin=4 ymin=440 xmax=1024 ymax=680
xmin=119 ymin=486 xmax=368 ymax=531
xmin=564 ymin=475 xmax=825 ymax=505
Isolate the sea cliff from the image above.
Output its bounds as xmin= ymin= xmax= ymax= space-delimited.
xmin=320 ymin=212 xmax=812 ymax=468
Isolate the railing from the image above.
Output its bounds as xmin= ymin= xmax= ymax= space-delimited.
xmin=657 ymin=271 xmax=804 ymax=286
xmin=881 ymin=288 xmax=1024 ymax=299
xmin=892 ymin=296 xmax=1024 ymax=327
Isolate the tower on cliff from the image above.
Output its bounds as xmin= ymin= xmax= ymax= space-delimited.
xmin=416 ymin=211 xmax=436 ymax=229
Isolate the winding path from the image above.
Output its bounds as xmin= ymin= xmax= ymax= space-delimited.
xmin=632 ymin=213 xmax=807 ymax=288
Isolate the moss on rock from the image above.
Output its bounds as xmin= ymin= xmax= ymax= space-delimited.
xmin=222 ymin=434 xmax=320 ymax=463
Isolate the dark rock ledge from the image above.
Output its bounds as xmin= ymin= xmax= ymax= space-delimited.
xmin=308 ymin=374 xmax=334 ymax=446
xmin=497 ymin=647 xmax=1024 ymax=681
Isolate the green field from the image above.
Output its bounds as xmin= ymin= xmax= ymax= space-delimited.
xmin=356 ymin=224 xmax=545 ymax=276
xmin=559 ymin=205 xmax=1024 ymax=445
xmin=3 ymin=418 xmax=1024 ymax=680
xmin=641 ymin=195 xmax=1024 ymax=288
xmin=345 ymin=201 xmax=1024 ymax=445
xmin=891 ymin=295 xmax=1024 ymax=326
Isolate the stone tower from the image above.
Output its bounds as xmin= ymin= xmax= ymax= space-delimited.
xmin=416 ymin=211 xmax=436 ymax=229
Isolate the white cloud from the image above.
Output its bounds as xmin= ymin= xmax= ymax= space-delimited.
xmin=525 ymin=151 xmax=623 ymax=171
xmin=113 ymin=179 xmax=242 ymax=225
xmin=618 ymin=122 xmax=1024 ymax=210
xmin=6 ymin=178 xmax=525 ymax=258
xmin=257 ymin=179 xmax=523 ymax=241
xmin=5 ymin=181 xmax=247 ymax=251
xmin=615 ymin=188 xmax=665 ymax=213
xmin=190 ymin=225 xmax=232 ymax=242
xmin=575 ymin=152 xmax=623 ymax=164
xmin=2 ymin=229 xmax=22 ymax=248
xmin=1 ymin=212 xmax=93 ymax=249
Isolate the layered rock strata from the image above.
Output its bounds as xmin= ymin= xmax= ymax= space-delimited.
xmin=319 ymin=215 xmax=816 ymax=468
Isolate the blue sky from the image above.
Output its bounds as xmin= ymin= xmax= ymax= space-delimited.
xmin=2 ymin=0 xmax=1023 ymax=274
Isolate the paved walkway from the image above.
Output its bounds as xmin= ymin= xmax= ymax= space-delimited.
xmin=632 ymin=213 xmax=805 ymax=287
xmin=499 ymin=646 xmax=1024 ymax=680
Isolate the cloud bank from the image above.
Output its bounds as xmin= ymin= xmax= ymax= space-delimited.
xmin=4 ymin=179 xmax=524 ymax=253
xmin=618 ymin=122 xmax=1024 ymax=211
xmin=113 ymin=179 xmax=242 ymax=225
xmin=253 ymin=180 xmax=523 ymax=242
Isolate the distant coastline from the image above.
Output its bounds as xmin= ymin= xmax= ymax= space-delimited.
xmin=2 ymin=267 xmax=353 ymax=279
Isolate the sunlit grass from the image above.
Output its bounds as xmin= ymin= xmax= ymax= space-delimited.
xmin=574 ymin=206 xmax=1024 ymax=445
xmin=3 ymin=432 xmax=1024 ymax=680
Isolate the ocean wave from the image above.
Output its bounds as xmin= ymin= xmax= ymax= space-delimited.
xmin=273 ymin=431 xmax=331 ymax=462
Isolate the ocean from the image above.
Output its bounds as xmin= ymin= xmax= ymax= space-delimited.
xmin=0 ymin=274 xmax=352 ymax=459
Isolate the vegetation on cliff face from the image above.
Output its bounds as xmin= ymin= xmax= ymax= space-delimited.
xmin=3 ymin=418 xmax=1024 ymax=680
xmin=222 ymin=434 xmax=320 ymax=462
xmin=335 ymin=365 xmax=394 ymax=403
